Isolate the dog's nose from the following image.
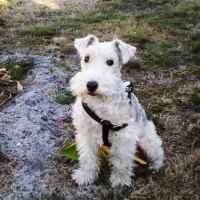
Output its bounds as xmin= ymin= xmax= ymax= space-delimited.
xmin=87 ymin=81 xmax=98 ymax=92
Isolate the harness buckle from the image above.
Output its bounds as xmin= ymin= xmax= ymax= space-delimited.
xmin=112 ymin=123 xmax=128 ymax=131
xmin=112 ymin=125 xmax=122 ymax=131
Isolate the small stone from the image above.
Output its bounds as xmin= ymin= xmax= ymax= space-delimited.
xmin=0 ymin=151 xmax=8 ymax=163
xmin=59 ymin=54 xmax=65 ymax=59
xmin=5 ymin=51 xmax=14 ymax=55
xmin=41 ymin=116 xmax=48 ymax=121
xmin=179 ymin=65 xmax=187 ymax=71
xmin=180 ymin=105 xmax=194 ymax=110
xmin=66 ymin=77 xmax=70 ymax=84
xmin=40 ymin=127 xmax=46 ymax=131
xmin=25 ymin=99 xmax=36 ymax=106
xmin=0 ymin=18 xmax=6 ymax=26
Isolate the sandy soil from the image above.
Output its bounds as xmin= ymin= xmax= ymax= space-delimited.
xmin=0 ymin=53 xmax=104 ymax=199
xmin=12 ymin=0 xmax=101 ymax=12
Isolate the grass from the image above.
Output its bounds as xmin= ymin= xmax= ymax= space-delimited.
xmin=161 ymin=41 xmax=173 ymax=48
xmin=0 ymin=29 xmax=3 ymax=36
xmin=124 ymin=59 xmax=141 ymax=69
xmin=9 ymin=36 xmax=17 ymax=45
xmin=0 ymin=0 xmax=16 ymax=9
xmin=144 ymin=46 xmax=178 ymax=68
xmin=60 ymin=44 xmax=77 ymax=55
xmin=54 ymin=18 xmax=68 ymax=28
xmin=52 ymin=60 xmax=71 ymax=71
xmin=121 ymin=32 xmax=149 ymax=44
xmin=57 ymin=91 xmax=76 ymax=104
xmin=148 ymin=18 xmax=190 ymax=30
xmin=0 ymin=58 xmax=34 ymax=82
xmin=30 ymin=193 xmax=65 ymax=200
xmin=190 ymin=93 xmax=200 ymax=104
xmin=190 ymin=33 xmax=200 ymax=41
xmin=10 ymin=65 xmax=24 ymax=80
xmin=191 ymin=41 xmax=200 ymax=53
xmin=19 ymin=25 xmax=58 ymax=37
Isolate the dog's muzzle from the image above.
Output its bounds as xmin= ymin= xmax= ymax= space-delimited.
xmin=86 ymin=81 xmax=98 ymax=93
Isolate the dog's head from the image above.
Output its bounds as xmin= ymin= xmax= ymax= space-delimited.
xmin=70 ymin=35 xmax=136 ymax=98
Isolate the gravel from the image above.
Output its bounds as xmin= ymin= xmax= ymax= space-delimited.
xmin=0 ymin=53 xmax=97 ymax=199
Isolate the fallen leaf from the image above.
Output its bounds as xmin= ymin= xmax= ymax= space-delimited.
xmin=0 ymin=69 xmax=23 ymax=106
xmin=3 ymin=165 xmax=7 ymax=171
xmin=0 ymin=90 xmax=12 ymax=106
xmin=56 ymin=119 xmax=63 ymax=124
xmin=57 ymin=142 xmax=148 ymax=166
xmin=0 ymin=74 xmax=12 ymax=83
xmin=0 ymin=68 xmax=7 ymax=77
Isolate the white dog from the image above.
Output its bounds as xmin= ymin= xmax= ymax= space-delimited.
xmin=70 ymin=35 xmax=164 ymax=187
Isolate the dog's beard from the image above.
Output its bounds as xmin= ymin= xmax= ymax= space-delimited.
xmin=88 ymin=91 xmax=96 ymax=96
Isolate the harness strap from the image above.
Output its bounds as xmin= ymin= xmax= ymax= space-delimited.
xmin=82 ymin=102 xmax=128 ymax=147
xmin=81 ymin=82 xmax=133 ymax=147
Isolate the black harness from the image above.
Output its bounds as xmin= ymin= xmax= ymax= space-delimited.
xmin=82 ymin=82 xmax=133 ymax=147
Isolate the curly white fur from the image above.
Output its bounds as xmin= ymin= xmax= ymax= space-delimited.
xmin=70 ymin=35 xmax=164 ymax=187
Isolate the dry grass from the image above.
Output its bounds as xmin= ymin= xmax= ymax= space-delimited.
xmin=0 ymin=0 xmax=200 ymax=199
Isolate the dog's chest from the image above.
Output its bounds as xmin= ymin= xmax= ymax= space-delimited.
xmin=86 ymin=97 xmax=132 ymax=125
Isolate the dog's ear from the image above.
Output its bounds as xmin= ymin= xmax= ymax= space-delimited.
xmin=74 ymin=35 xmax=99 ymax=56
xmin=114 ymin=38 xmax=136 ymax=64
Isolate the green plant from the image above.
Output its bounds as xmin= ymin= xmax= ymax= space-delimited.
xmin=121 ymin=32 xmax=149 ymax=44
xmin=124 ymin=59 xmax=141 ymax=69
xmin=49 ymin=66 xmax=53 ymax=73
xmin=190 ymin=34 xmax=200 ymax=41
xmin=193 ymin=4 xmax=200 ymax=11
xmin=161 ymin=41 xmax=173 ymax=48
xmin=10 ymin=66 xmax=23 ymax=80
xmin=191 ymin=41 xmax=200 ymax=53
xmin=57 ymin=91 xmax=76 ymax=104
xmin=0 ymin=29 xmax=3 ymax=36
xmin=54 ymin=18 xmax=68 ymax=28
xmin=61 ymin=45 xmax=76 ymax=54
xmin=190 ymin=93 xmax=200 ymax=104
xmin=148 ymin=18 xmax=189 ymax=30
xmin=144 ymin=107 xmax=152 ymax=119
xmin=52 ymin=60 xmax=71 ymax=70
xmin=134 ymin=164 xmax=151 ymax=178
xmin=19 ymin=26 xmax=58 ymax=36
xmin=0 ymin=0 xmax=17 ymax=9
xmin=69 ymin=30 xmax=84 ymax=41
xmin=9 ymin=36 xmax=17 ymax=45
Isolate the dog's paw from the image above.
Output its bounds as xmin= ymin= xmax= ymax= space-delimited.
xmin=149 ymin=159 xmax=163 ymax=170
xmin=72 ymin=169 xmax=96 ymax=185
xmin=110 ymin=172 xmax=132 ymax=188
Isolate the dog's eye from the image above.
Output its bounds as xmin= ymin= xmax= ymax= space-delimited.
xmin=106 ymin=60 xmax=114 ymax=66
xmin=84 ymin=56 xmax=90 ymax=63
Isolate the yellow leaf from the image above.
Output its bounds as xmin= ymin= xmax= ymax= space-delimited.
xmin=57 ymin=143 xmax=148 ymax=165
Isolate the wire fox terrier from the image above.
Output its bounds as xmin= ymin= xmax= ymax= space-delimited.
xmin=70 ymin=35 xmax=164 ymax=187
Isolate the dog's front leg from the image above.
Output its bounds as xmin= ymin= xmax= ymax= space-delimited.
xmin=72 ymin=134 xmax=100 ymax=185
xmin=109 ymin=131 xmax=138 ymax=188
